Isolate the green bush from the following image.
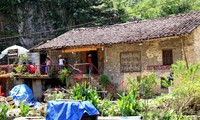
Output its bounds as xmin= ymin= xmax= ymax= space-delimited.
xmin=69 ymin=83 xmax=100 ymax=108
xmin=14 ymin=65 xmax=26 ymax=73
xmin=150 ymin=61 xmax=200 ymax=116
xmin=171 ymin=61 xmax=200 ymax=98
xmin=147 ymin=109 xmax=192 ymax=120
xmin=117 ymin=91 xmax=141 ymax=116
xmin=97 ymin=99 xmax=120 ymax=116
xmin=100 ymin=74 xmax=110 ymax=88
xmin=161 ymin=77 xmax=172 ymax=88
xmin=58 ymin=68 xmax=71 ymax=88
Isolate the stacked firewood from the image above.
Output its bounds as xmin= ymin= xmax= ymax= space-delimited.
xmin=0 ymin=96 xmax=15 ymax=107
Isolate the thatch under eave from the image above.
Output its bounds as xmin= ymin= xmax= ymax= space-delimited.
xmin=33 ymin=11 xmax=200 ymax=51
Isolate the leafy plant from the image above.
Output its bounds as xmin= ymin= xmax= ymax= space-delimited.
xmin=147 ymin=109 xmax=192 ymax=120
xmin=0 ymin=104 xmax=9 ymax=120
xmin=161 ymin=76 xmax=172 ymax=88
xmin=139 ymin=72 xmax=157 ymax=119
xmin=97 ymin=99 xmax=112 ymax=116
xmin=20 ymin=102 xmax=30 ymax=117
xmin=14 ymin=65 xmax=26 ymax=73
xmin=58 ymin=68 xmax=71 ymax=88
xmin=70 ymin=83 xmax=100 ymax=108
xmin=171 ymin=61 xmax=200 ymax=98
xmin=150 ymin=61 xmax=200 ymax=117
xmin=117 ymin=91 xmax=141 ymax=116
xmin=18 ymin=54 xmax=29 ymax=64
xmin=97 ymin=99 xmax=119 ymax=116
xmin=100 ymin=74 xmax=110 ymax=88
xmin=117 ymin=77 xmax=141 ymax=116
xmin=48 ymin=68 xmax=56 ymax=78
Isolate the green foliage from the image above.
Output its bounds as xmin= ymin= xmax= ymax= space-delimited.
xmin=113 ymin=0 xmax=200 ymax=20
xmin=116 ymin=77 xmax=141 ymax=116
xmin=20 ymin=102 xmax=30 ymax=117
xmin=58 ymin=68 xmax=71 ymax=88
xmin=14 ymin=65 xmax=26 ymax=73
xmin=117 ymin=91 xmax=141 ymax=116
xmin=48 ymin=68 xmax=56 ymax=78
xmin=97 ymin=99 xmax=120 ymax=116
xmin=147 ymin=109 xmax=192 ymax=120
xmin=171 ymin=61 xmax=200 ymax=98
xmin=0 ymin=104 xmax=9 ymax=120
xmin=127 ymin=77 xmax=140 ymax=92
xmin=69 ymin=83 xmax=100 ymax=108
xmin=140 ymin=72 xmax=157 ymax=99
xmin=150 ymin=61 xmax=200 ymax=117
xmin=100 ymin=74 xmax=110 ymax=87
xmin=161 ymin=76 xmax=172 ymax=88
xmin=18 ymin=54 xmax=29 ymax=63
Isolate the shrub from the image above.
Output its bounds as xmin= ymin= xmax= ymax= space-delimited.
xmin=161 ymin=76 xmax=172 ymax=88
xmin=151 ymin=61 xmax=200 ymax=116
xmin=97 ymin=99 xmax=119 ymax=116
xmin=69 ymin=83 xmax=100 ymax=108
xmin=58 ymin=68 xmax=71 ymax=88
xmin=117 ymin=91 xmax=141 ymax=116
xmin=14 ymin=65 xmax=26 ymax=73
xmin=100 ymin=74 xmax=110 ymax=88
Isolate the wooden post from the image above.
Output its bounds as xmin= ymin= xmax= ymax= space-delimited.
xmin=0 ymin=85 xmax=2 ymax=96
xmin=181 ymin=38 xmax=189 ymax=69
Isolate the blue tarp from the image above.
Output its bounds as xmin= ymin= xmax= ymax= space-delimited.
xmin=46 ymin=100 xmax=99 ymax=120
xmin=9 ymin=84 xmax=39 ymax=106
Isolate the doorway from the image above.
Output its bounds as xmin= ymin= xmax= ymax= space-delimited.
xmin=87 ymin=51 xmax=98 ymax=74
xmin=40 ymin=53 xmax=47 ymax=64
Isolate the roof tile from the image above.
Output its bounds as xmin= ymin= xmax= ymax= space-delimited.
xmin=34 ymin=12 xmax=200 ymax=50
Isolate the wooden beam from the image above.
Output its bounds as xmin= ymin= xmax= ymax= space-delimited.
xmin=62 ymin=45 xmax=103 ymax=53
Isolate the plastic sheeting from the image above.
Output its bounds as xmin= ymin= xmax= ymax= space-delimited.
xmin=46 ymin=100 xmax=99 ymax=120
xmin=9 ymin=84 xmax=39 ymax=106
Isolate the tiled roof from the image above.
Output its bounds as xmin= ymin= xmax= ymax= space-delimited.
xmin=33 ymin=11 xmax=200 ymax=50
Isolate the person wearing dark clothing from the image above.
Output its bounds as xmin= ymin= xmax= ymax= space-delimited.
xmin=87 ymin=54 xmax=92 ymax=74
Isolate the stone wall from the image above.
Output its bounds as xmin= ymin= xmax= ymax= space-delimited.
xmin=104 ymin=35 xmax=196 ymax=93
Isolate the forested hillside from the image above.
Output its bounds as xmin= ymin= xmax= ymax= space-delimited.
xmin=0 ymin=0 xmax=199 ymax=49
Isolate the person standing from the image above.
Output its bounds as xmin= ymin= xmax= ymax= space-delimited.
xmin=58 ymin=55 xmax=65 ymax=70
xmin=87 ymin=54 xmax=92 ymax=74
xmin=45 ymin=57 xmax=52 ymax=74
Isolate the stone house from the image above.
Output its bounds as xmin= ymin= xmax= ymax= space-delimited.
xmin=31 ymin=12 xmax=200 ymax=93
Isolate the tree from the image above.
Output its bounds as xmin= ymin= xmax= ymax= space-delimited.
xmin=127 ymin=0 xmax=200 ymax=19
